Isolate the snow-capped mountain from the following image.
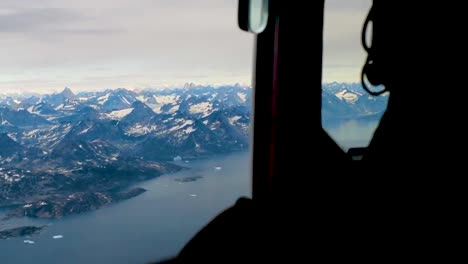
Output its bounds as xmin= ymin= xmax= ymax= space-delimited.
xmin=0 ymin=133 xmax=24 ymax=158
xmin=0 ymin=84 xmax=254 ymax=218
xmin=0 ymin=107 xmax=52 ymax=127
xmin=0 ymin=83 xmax=388 ymax=165
xmin=322 ymin=82 xmax=388 ymax=124
xmin=41 ymin=87 xmax=76 ymax=107
xmin=0 ymin=82 xmax=389 ymax=170
xmin=0 ymin=82 xmax=388 ymax=220
xmin=0 ymin=85 xmax=253 ymax=166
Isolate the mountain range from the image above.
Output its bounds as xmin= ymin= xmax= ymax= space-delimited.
xmin=0 ymin=84 xmax=252 ymax=219
xmin=0 ymin=82 xmax=386 ymax=220
xmin=321 ymin=82 xmax=388 ymax=125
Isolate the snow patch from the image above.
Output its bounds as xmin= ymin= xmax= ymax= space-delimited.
xmin=54 ymin=104 xmax=64 ymax=110
xmin=78 ymin=125 xmax=93 ymax=135
xmin=334 ymin=89 xmax=359 ymax=104
xmin=183 ymin=126 xmax=197 ymax=134
xmin=189 ymin=102 xmax=212 ymax=114
xmin=136 ymin=95 xmax=146 ymax=102
xmin=119 ymin=95 xmax=130 ymax=105
xmin=1 ymin=119 xmax=12 ymax=126
xmin=63 ymin=103 xmax=76 ymax=111
xmin=228 ymin=116 xmax=242 ymax=125
xmin=237 ymin=92 xmax=247 ymax=103
xmin=107 ymin=108 xmax=134 ymax=120
xmin=208 ymin=93 xmax=218 ymax=101
xmin=97 ymin=93 xmax=110 ymax=105
xmin=150 ymin=105 xmax=163 ymax=114
xmin=126 ymin=124 xmax=157 ymax=136
xmin=167 ymin=105 xmax=180 ymax=114
xmin=23 ymin=129 xmax=40 ymax=137
xmin=168 ymin=120 xmax=194 ymax=132
xmin=154 ymin=95 xmax=178 ymax=105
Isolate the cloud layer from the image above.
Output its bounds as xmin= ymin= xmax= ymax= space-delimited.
xmin=0 ymin=0 xmax=370 ymax=93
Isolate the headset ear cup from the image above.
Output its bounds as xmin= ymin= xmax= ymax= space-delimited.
xmin=365 ymin=61 xmax=377 ymax=85
xmin=365 ymin=58 xmax=383 ymax=86
xmin=362 ymin=60 xmax=386 ymax=96
xmin=361 ymin=3 xmax=388 ymax=96
xmin=361 ymin=6 xmax=374 ymax=52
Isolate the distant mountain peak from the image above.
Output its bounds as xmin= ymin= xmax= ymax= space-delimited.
xmin=334 ymin=89 xmax=359 ymax=104
xmin=0 ymin=133 xmax=15 ymax=142
xmin=123 ymin=101 xmax=156 ymax=123
xmin=183 ymin=82 xmax=196 ymax=90
xmin=131 ymin=100 xmax=150 ymax=109
xmin=0 ymin=133 xmax=23 ymax=156
xmin=61 ymin=87 xmax=75 ymax=100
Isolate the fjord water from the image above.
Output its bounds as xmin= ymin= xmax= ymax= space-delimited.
xmin=0 ymin=120 xmax=376 ymax=263
xmin=324 ymin=120 xmax=380 ymax=151
xmin=0 ymin=152 xmax=251 ymax=264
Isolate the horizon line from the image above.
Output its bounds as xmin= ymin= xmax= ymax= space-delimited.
xmin=0 ymin=82 xmax=253 ymax=96
xmin=0 ymin=81 xmax=362 ymax=96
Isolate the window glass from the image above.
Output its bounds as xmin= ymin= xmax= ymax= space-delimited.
xmin=322 ymin=0 xmax=388 ymax=151
xmin=0 ymin=1 xmax=253 ymax=263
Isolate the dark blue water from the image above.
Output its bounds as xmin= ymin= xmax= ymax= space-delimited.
xmin=0 ymin=120 xmax=378 ymax=263
xmin=0 ymin=152 xmax=251 ymax=264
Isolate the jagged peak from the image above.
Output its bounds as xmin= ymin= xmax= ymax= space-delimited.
xmin=0 ymin=133 xmax=19 ymax=144
xmin=61 ymin=87 xmax=75 ymax=99
xmin=131 ymin=100 xmax=149 ymax=108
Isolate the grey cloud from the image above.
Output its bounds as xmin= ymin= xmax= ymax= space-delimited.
xmin=0 ymin=0 xmax=253 ymax=93
xmin=0 ymin=8 xmax=81 ymax=32
xmin=47 ymin=28 xmax=122 ymax=35
xmin=323 ymin=0 xmax=372 ymax=82
xmin=0 ymin=0 xmax=374 ymax=92
xmin=0 ymin=8 xmax=120 ymax=35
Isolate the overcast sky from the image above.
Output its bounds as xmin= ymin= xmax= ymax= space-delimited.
xmin=324 ymin=0 xmax=372 ymax=83
xmin=0 ymin=0 xmax=371 ymax=93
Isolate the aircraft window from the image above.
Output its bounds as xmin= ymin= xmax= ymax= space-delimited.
xmin=322 ymin=0 xmax=388 ymax=151
xmin=0 ymin=1 xmax=253 ymax=263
